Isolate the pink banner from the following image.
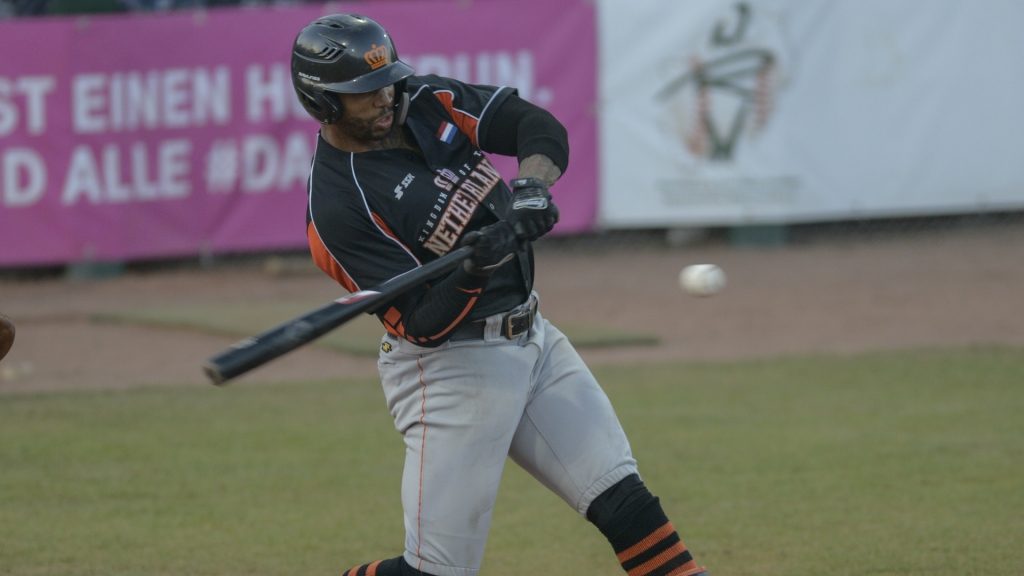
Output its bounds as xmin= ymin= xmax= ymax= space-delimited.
xmin=0 ymin=1 xmax=596 ymax=266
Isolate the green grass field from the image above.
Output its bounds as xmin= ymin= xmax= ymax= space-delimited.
xmin=2 ymin=347 xmax=1022 ymax=576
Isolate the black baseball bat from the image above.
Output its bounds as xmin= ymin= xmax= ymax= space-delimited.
xmin=203 ymin=245 xmax=474 ymax=386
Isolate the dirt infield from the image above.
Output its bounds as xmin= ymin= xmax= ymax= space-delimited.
xmin=2 ymin=221 xmax=1023 ymax=394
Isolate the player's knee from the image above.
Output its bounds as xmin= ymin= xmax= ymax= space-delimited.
xmin=585 ymin=473 xmax=659 ymax=539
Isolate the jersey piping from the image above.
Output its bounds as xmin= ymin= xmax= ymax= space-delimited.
xmin=308 ymin=222 xmax=360 ymax=293
xmin=349 ymin=153 xmax=421 ymax=267
xmin=427 ymin=86 xmax=509 ymax=147
xmin=306 ymin=145 xmax=360 ymax=293
xmin=473 ymin=86 xmax=508 ymax=146
xmin=409 ymin=83 xmax=431 ymax=103
xmin=381 ymin=288 xmax=480 ymax=343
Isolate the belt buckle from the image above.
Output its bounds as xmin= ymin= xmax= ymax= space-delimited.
xmin=503 ymin=299 xmax=536 ymax=339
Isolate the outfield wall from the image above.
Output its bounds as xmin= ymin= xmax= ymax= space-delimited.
xmin=2 ymin=0 xmax=1023 ymax=266
xmin=597 ymin=0 xmax=1024 ymax=227
xmin=0 ymin=0 xmax=596 ymax=266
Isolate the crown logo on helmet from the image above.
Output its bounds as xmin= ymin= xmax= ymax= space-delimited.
xmin=364 ymin=43 xmax=390 ymax=70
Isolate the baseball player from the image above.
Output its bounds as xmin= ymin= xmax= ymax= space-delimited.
xmin=291 ymin=14 xmax=709 ymax=576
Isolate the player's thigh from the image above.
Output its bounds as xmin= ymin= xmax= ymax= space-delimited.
xmin=380 ymin=339 xmax=541 ymax=571
xmin=378 ymin=337 xmax=538 ymax=436
xmin=508 ymin=320 xmax=637 ymax=514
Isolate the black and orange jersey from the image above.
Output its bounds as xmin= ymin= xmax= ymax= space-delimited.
xmin=305 ymin=74 xmax=565 ymax=346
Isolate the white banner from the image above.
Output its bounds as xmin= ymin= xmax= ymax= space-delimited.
xmin=598 ymin=0 xmax=1024 ymax=227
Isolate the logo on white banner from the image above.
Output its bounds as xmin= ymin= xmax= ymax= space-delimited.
xmin=657 ymin=2 xmax=787 ymax=162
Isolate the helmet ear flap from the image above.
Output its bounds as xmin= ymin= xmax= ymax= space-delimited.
xmin=296 ymin=87 xmax=344 ymax=125
xmin=318 ymin=92 xmax=344 ymax=124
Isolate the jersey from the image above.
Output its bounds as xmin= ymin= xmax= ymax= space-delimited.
xmin=306 ymin=75 xmax=533 ymax=345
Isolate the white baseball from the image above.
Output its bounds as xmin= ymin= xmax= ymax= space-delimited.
xmin=679 ymin=264 xmax=726 ymax=296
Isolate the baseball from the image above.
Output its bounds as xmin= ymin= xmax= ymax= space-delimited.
xmin=0 ymin=314 xmax=14 ymax=362
xmin=679 ymin=264 xmax=726 ymax=296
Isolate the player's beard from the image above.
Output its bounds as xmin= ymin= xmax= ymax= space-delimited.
xmin=338 ymin=110 xmax=395 ymax=148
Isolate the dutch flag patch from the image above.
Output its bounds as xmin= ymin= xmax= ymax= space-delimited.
xmin=437 ymin=121 xmax=458 ymax=144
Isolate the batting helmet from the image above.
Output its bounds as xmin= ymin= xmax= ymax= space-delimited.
xmin=291 ymin=14 xmax=414 ymax=124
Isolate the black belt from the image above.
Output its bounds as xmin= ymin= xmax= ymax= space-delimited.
xmin=449 ymin=298 xmax=538 ymax=341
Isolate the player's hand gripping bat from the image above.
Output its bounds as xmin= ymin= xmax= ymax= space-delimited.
xmin=203 ymin=245 xmax=473 ymax=385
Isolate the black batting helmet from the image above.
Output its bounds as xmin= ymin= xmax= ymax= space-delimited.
xmin=291 ymin=14 xmax=414 ymax=124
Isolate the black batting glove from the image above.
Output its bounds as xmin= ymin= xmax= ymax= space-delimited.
xmin=460 ymin=221 xmax=519 ymax=276
xmin=506 ymin=177 xmax=559 ymax=241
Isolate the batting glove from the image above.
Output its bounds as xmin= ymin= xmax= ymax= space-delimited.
xmin=461 ymin=221 xmax=519 ymax=276
xmin=507 ymin=177 xmax=559 ymax=241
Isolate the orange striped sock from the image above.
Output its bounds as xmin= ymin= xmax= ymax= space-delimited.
xmin=614 ymin=519 xmax=706 ymax=576
xmin=588 ymin=475 xmax=709 ymax=576
xmin=341 ymin=559 xmax=383 ymax=576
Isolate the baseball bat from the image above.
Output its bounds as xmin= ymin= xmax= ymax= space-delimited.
xmin=203 ymin=245 xmax=474 ymax=386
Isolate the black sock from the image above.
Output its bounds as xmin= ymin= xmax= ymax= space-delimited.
xmin=588 ymin=474 xmax=705 ymax=576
